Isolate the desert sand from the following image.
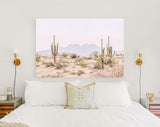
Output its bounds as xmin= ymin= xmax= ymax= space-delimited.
xmin=36 ymin=53 xmax=124 ymax=78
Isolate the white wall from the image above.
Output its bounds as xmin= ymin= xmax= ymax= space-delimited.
xmin=0 ymin=0 xmax=160 ymax=101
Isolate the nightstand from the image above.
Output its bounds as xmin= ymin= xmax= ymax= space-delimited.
xmin=0 ymin=97 xmax=22 ymax=117
xmin=141 ymin=98 xmax=160 ymax=117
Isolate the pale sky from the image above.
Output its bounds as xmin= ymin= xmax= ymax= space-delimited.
xmin=36 ymin=19 xmax=124 ymax=51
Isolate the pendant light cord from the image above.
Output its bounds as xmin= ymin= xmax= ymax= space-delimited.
xmin=139 ymin=65 xmax=141 ymax=103
xmin=13 ymin=65 xmax=16 ymax=99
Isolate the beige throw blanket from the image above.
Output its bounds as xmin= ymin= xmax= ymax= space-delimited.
xmin=0 ymin=122 xmax=29 ymax=127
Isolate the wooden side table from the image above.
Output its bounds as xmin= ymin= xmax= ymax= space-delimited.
xmin=0 ymin=97 xmax=22 ymax=117
xmin=141 ymin=98 xmax=160 ymax=117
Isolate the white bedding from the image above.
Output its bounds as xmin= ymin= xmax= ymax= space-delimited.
xmin=1 ymin=102 xmax=160 ymax=127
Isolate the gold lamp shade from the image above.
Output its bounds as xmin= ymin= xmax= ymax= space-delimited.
xmin=13 ymin=51 xmax=21 ymax=66
xmin=136 ymin=58 xmax=142 ymax=65
xmin=136 ymin=53 xmax=143 ymax=66
xmin=14 ymin=59 xmax=21 ymax=66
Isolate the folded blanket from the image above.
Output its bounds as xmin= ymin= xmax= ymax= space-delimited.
xmin=0 ymin=122 xmax=29 ymax=127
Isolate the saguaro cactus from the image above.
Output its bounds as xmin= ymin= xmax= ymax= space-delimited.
xmin=106 ymin=35 xmax=114 ymax=57
xmin=106 ymin=35 xmax=116 ymax=64
xmin=51 ymin=34 xmax=59 ymax=64
xmin=101 ymin=38 xmax=105 ymax=56
xmin=100 ymin=38 xmax=105 ymax=69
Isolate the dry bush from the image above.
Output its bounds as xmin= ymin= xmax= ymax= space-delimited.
xmin=36 ymin=65 xmax=40 ymax=67
xmin=50 ymin=72 xmax=62 ymax=77
xmin=105 ymin=57 xmax=112 ymax=64
xmin=36 ymin=53 xmax=41 ymax=62
xmin=86 ymin=56 xmax=92 ymax=60
xmin=79 ymin=61 xmax=87 ymax=68
xmin=70 ymin=54 xmax=77 ymax=59
xmin=62 ymin=53 xmax=68 ymax=58
xmin=77 ymin=70 xmax=84 ymax=76
xmin=55 ymin=63 xmax=63 ymax=69
xmin=75 ymin=58 xmax=81 ymax=63
xmin=62 ymin=60 xmax=69 ymax=64
xmin=46 ymin=75 xmax=52 ymax=77
xmin=43 ymin=56 xmax=49 ymax=59
xmin=94 ymin=64 xmax=124 ymax=77
xmin=63 ymin=69 xmax=69 ymax=73
xmin=95 ymin=57 xmax=101 ymax=63
xmin=42 ymin=61 xmax=47 ymax=65
xmin=109 ymin=63 xmax=115 ymax=67
xmin=46 ymin=62 xmax=54 ymax=67
xmin=93 ymin=62 xmax=102 ymax=69
xmin=62 ymin=63 xmax=68 ymax=67
xmin=111 ymin=56 xmax=116 ymax=64
xmin=70 ymin=72 xmax=76 ymax=75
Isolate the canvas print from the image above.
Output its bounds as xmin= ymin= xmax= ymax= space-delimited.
xmin=36 ymin=19 xmax=124 ymax=78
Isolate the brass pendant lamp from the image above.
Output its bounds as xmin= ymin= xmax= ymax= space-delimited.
xmin=13 ymin=49 xmax=21 ymax=99
xmin=136 ymin=51 xmax=143 ymax=102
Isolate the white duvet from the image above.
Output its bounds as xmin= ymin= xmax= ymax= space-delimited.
xmin=1 ymin=102 xmax=160 ymax=127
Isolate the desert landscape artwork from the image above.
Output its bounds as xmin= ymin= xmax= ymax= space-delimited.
xmin=36 ymin=19 xmax=124 ymax=78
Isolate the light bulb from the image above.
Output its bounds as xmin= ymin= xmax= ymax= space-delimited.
xmin=13 ymin=49 xmax=18 ymax=54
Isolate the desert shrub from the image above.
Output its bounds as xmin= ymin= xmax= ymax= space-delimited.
xmin=93 ymin=62 xmax=102 ymax=69
xmin=111 ymin=56 xmax=116 ymax=64
xmin=109 ymin=63 xmax=114 ymax=67
xmin=36 ymin=65 xmax=40 ymax=67
xmin=36 ymin=53 xmax=41 ymax=62
xmin=95 ymin=57 xmax=101 ymax=63
xmin=77 ymin=70 xmax=84 ymax=76
xmin=62 ymin=60 xmax=69 ymax=64
xmin=79 ymin=61 xmax=87 ymax=68
xmin=63 ymin=69 xmax=69 ymax=73
xmin=42 ymin=61 xmax=47 ymax=65
xmin=86 ymin=56 xmax=92 ymax=60
xmin=95 ymin=57 xmax=106 ymax=69
xmin=70 ymin=72 xmax=76 ymax=75
xmin=62 ymin=63 xmax=68 ymax=67
xmin=70 ymin=54 xmax=77 ymax=59
xmin=46 ymin=75 xmax=51 ymax=77
xmin=105 ymin=57 xmax=112 ymax=64
xmin=55 ymin=63 xmax=63 ymax=69
xmin=62 ymin=53 xmax=68 ymax=58
xmin=46 ymin=62 xmax=54 ymax=67
xmin=94 ymin=64 xmax=124 ymax=77
xmin=105 ymin=56 xmax=116 ymax=64
xmin=96 ymin=56 xmax=115 ymax=65
xmin=75 ymin=58 xmax=80 ymax=63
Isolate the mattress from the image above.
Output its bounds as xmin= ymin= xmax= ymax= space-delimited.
xmin=1 ymin=102 xmax=160 ymax=127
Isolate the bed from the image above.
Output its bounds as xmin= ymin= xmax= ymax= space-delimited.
xmin=1 ymin=102 xmax=160 ymax=127
xmin=1 ymin=80 xmax=160 ymax=127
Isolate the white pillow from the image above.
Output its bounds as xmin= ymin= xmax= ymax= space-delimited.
xmin=64 ymin=82 xmax=96 ymax=109
xmin=95 ymin=81 xmax=132 ymax=107
xmin=66 ymin=79 xmax=82 ymax=87
xmin=66 ymin=79 xmax=95 ymax=88
xmin=25 ymin=81 xmax=66 ymax=106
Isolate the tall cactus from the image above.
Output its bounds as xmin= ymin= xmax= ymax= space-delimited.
xmin=106 ymin=35 xmax=113 ymax=57
xmin=100 ymin=38 xmax=105 ymax=69
xmin=101 ymin=38 xmax=105 ymax=56
xmin=51 ymin=34 xmax=59 ymax=64
xmin=106 ymin=35 xmax=116 ymax=65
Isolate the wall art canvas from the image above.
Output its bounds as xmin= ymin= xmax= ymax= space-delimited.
xmin=36 ymin=19 xmax=124 ymax=78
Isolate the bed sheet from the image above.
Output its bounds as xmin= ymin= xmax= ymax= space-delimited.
xmin=1 ymin=102 xmax=160 ymax=127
